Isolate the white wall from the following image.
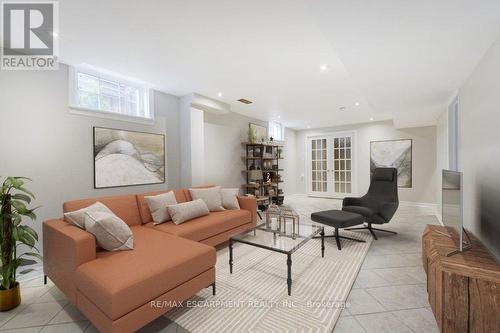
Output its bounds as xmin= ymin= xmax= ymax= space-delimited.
xmin=295 ymin=121 xmax=437 ymax=204
xmin=435 ymin=110 xmax=449 ymax=221
xmin=190 ymin=108 xmax=205 ymax=186
xmin=458 ymin=34 xmax=500 ymax=261
xmin=0 ymin=65 xmax=181 ymax=255
xmin=203 ymin=112 xmax=298 ymax=195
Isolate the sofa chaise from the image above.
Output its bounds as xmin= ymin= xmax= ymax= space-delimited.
xmin=43 ymin=187 xmax=256 ymax=333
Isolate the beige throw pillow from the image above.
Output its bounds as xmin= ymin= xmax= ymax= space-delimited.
xmin=64 ymin=202 xmax=113 ymax=229
xmin=189 ymin=186 xmax=225 ymax=212
xmin=84 ymin=211 xmax=134 ymax=251
xmin=167 ymin=199 xmax=210 ymax=225
xmin=145 ymin=191 xmax=177 ymax=225
xmin=221 ymin=188 xmax=240 ymax=210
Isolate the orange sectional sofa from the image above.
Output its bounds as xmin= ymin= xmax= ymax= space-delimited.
xmin=43 ymin=187 xmax=257 ymax=333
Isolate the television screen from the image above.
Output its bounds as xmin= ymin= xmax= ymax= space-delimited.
xmin=442 ymin=170 xmax=463 ymax=251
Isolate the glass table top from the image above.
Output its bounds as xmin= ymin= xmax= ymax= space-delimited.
xmin=230 ymin=221 xmax=323 ymax=254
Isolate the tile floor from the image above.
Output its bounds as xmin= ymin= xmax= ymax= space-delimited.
xmin=0 ymin=196 xmax=440 ymax=333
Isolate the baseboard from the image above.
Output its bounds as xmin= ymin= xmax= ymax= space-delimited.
xmin=399 ymin=201 xmax=437 ymax=209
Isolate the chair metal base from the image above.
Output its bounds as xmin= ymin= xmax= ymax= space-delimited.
xmin=314 ymin=227 xmax=366 ymax=250
xmin=345 ymin=223 xmax=397 ymax=240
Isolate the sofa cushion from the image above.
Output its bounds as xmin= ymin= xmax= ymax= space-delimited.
xmin=145 ymin=191 xmax=178 ymax=225
xmin=64 ymin=195 xmax=142 ymax=226
xmin=167 ymin=199 xmax=210 ymax=225
xmin=75 ymin=226 xmax=215 ymax=320
xmin=145 ymin=210 xmax=251 ymax=242
xmin=84 ymin=211 xmax=134 ymax=251
xmin=64 ymin=202 xmax=113 ymax=229
xmin=342 ymin=205 xmax=377 ymax=218
xmin=189 ymin=186 xmax=225 ymax=212
xmin=136 ymin=189 xmax=189 ymax=224
xmin=221 ymin=188 xmax=240 ymax=210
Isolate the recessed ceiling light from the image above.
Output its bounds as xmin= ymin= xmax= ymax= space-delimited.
xmin=307 ymin=125 xmax=311 ymax=129
xmin=370 ymin=117 xmax=374 ymax=121
xmin=277 ymin=115 xmax=281 ymax=119
xmin=217 ymin=92 xmax=222 ymax=97
xmin=354 ymin=102 xmax=360 ymax=106
xmin=320 ymin=64 xmax=328 ymax=72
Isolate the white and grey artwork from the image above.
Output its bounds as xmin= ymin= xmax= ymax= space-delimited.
xmin=370 ymin=139 xmax=412 ymax=188
xmin=249 ymin=123 xmax=267 ymax=142
xmin=93 ymin=127 xmax=165 ymax=188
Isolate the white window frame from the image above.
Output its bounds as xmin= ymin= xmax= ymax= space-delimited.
xmin=268 ymin=121 xmax=285 ymax=141
xmin=68 ymin=66 xmax=154 ymax=124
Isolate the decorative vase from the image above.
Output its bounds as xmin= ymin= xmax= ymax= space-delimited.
xmin=0 ymin=283 xmax=21 ymax=311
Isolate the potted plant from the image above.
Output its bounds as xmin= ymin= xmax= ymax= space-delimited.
xmin=0 ymin=177 xmax=41 ymax=311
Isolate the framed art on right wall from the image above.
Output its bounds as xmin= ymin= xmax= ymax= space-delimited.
xmin=370 ymin=139 xmax=412 ymax=188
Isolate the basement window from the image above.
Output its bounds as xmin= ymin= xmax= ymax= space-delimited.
xmin=269 ymin=121 xmax=284 ymax=141
xmin=69 ymin=66 xmax=153 ymax=121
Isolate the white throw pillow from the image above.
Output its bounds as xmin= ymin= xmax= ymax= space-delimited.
xmin=221 ymin=188 xmax=240 ymax=210
xmin=145 ymin=191 xmax=177 ymax=225
xmin=167 ymin=199 xmax=210 ymax=225
xmin=189 ymin=186 xmax=225 ymax=212
xmin=84 ymin=211 xmax=134 ymax=251
xmin=64 ymin=202 xmax=113 ymax=229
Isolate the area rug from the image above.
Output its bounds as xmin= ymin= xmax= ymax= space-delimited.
xmin=166 ymin=209 xmax=372 ymax=332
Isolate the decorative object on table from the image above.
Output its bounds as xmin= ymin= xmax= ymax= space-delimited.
xmin=0 ymin=177 xmax=41 ymax=311
xmin=247 ymin=127 xmax=256 ymax=143
xmin=270 ymin=137 xmax=274 ymax=142
xmin=249 ymin=123 xmax=267 ymax=143
xmin=265 ymin=204 xmax=281 ymax=231
xmin=253 ymin=147 xmax=261 ymax=157
xmin=93 ymin=127 xmax=165 ymax=188
xmin=280 ymin=205 xmax=300 ymax=238
xmin=263 ymin=160 xmax=272 ymax=170
xmin=370 ymin=139 xmax=412 ymax=188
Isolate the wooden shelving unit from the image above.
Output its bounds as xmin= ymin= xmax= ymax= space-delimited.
xmin=242 ymin=142 xmax=284 ymax=206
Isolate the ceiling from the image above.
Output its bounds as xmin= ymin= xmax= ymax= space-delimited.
xmin=59 ymin=0 xmax=500 ymax=129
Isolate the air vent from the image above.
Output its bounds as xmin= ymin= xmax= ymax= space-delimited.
xmin=237 ymin=98 xmax=253 ymax=104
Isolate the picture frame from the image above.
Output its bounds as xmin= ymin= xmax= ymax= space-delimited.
xmin=249 ymin=123 xmax=268 ymax=143
xmin=93 ymin=127 xmax=166 ymax=189
xmin=370 ymin=139 xmax=412 ymax=188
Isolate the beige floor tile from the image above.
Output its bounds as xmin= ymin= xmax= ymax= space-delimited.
xmin=49 ymin=303 xmax=87 ymax=324
xmin=332 ymin=316 xmax=366 ymax=333
xmin=2 ymin=302 xmax=63 ymax=330
xmin=365 ymin=284 xmax=429 ymax=311
xmin=34 ymin=287 xmax=68 ymax=304
xmin=355 ymin=312 xmax=413 ymax=333
xmin=392 ymin=308 xmax=440 ymax=333
xmin=39 ymin=322 xmax=89 ymax=333
xmin=0 ymin=327 xmax=42 ymax=333
xmin=345 ymin=289 xmax=386 ymax=315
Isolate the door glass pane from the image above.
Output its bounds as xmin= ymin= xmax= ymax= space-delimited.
xmin=340 ymin=138 xmax=345 ymax=148
xmin=332 ymin=135 xmax=353 ymax=194
xmin=334 ymin=149 xmax=339 ymax=159
xmin=346 ymin=183 xmax=351 ymax=193
xmin=334 ymin=138 xmax=339 ymax=148
xmin=346 ymin=137 xmax=351 ymax=147
xmin=346 ymin=149 xmax=351 ymax=159
xmin=340 ymin=149 xmax=345 ymax=159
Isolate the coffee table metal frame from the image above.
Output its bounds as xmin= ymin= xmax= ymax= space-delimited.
xmin=229 ymin=223 xmax=325 ymax=296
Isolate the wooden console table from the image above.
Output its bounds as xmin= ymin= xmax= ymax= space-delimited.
xmin=422 ymin=225 xmax=500 ymax=333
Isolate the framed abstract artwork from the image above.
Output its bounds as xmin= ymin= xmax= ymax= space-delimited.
xmin=93 ymin=127 xmax=165 ymax=188
xmin=249 ymin=123 xmax=268 ymax=143
xmin=370 ymin=139 xmax=412 ymax=188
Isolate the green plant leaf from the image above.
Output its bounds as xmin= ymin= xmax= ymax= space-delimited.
xmin=16 ymin=258 xmax=37 ymax=267
xmin=19 ymin=268 xmax=35 ymax=275
xmin=17 ymin=187 xmax=35 ymax=199
xmin=20 ymin=225 xmax=39 ymax=241
xmin=20 ymin=252 xmax=42 ymax=261
xmin=11 ymin=193 xmax=31 ymax=204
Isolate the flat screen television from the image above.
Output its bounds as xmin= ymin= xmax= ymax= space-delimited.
xmin=442 ymin=169 xmax=471 ymax=255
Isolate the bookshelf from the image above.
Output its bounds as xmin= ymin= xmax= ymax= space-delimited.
xmin=242 ymin=142 xmax=284 ymax=206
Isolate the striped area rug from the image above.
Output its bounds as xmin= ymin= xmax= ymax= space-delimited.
xmin=166 ymin=220 xmax=372 ymax=332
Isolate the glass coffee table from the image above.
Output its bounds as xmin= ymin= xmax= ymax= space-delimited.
xmin=229 ymin=222 xmax=325 ymax=295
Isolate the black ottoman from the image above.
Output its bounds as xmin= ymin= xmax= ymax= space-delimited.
xmin=311 ymin=210 xmax=366 ymax=250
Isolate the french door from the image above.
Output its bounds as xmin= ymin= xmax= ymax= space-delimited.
xmin=307 ymin=132 xmax=355 ymax=198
